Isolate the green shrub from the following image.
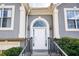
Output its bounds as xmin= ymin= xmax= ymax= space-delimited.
xmin=56 ymin=37 xmax=79 ymax=56
xmin=0 ymin=52 xmax=6 ymax=56
xmin=2 ymin=47 xmax=22 ymax=56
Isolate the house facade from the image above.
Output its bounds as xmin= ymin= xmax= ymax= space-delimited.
xmin=0 ymin=3 xmax=79 ymax=51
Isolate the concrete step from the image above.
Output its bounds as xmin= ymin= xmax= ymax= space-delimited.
xmin=31 ymin=51 xmax=49 ymax=56
xmin=50 ymin=53 xmax=60 ymax=56
xmin=31 ymin=51 xmax=60 ymax=56
xmin=22 ymin=51 xmax=60 ymax=56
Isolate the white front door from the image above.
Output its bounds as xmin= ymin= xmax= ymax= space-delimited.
xmin=33 ymin=28 xmax=48 ymax=50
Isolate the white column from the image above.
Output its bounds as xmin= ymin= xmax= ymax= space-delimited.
xmin=19 ymin=4 xmax=26 ymax=38
xmin=53 ymin=7 xmax=60 ymax=38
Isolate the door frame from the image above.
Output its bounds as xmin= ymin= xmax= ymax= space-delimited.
xmin=33 ymin=27 xmax=48 ymax=50
xmin=30 ymin=17 xmax=50 ymax=50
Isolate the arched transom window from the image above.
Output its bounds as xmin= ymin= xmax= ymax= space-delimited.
xmin=33 ymin=20 xmax=46 ymax=27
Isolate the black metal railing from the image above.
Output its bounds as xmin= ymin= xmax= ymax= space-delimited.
xmin=19 ymin=37 xmax=67 ymax=56
xmin=19 ymin=38 xmax=32 ymax=56
xmin=48 ymin=37 xmax=68 ymax=56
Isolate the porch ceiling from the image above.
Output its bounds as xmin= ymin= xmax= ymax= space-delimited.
xmin=29 ymin=3 xmax=50 ymax=8
xmin=23 ymin=3 xmax=61 ymax=15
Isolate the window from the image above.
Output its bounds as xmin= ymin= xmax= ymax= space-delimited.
xmin=33 ymin=20 xmax=46 ymax=27
xmin=0 ymin=8 xmax=12 ymax=28
xmin=64 ymin=8 xmax=79 ymax=31
xmin=0 ymin=5 xmax=14 ymax=30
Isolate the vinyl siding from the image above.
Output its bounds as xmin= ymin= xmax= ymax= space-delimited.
xmin=57 ymin=3 xmax=79 ymax=38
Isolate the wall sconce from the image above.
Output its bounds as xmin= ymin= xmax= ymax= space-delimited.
xmin=50 ymin=25 xmax=53 ymax=30
xmin=50 ymin=27 xmax=52 ymax=30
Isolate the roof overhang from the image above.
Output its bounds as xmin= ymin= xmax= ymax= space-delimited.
xmin=23 ymin=3 xmax=62 ymax=15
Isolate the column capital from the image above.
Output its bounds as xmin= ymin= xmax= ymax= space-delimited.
xmin=20 ymin=4 xmax=25 ymax=11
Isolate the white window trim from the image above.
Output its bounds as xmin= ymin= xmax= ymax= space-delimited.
xmin=0 ymin=4 xmax=15 ymax=30
xmin=64 ymin=8 xmax=79 ymax=31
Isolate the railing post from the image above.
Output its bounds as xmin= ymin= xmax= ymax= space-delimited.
xmin=19 ymin=37 xmax=33 ymax=56
xmin=48 ymin=37 xmax=49 ymax=54
xmin=30 ymin=37 xmax=32 ymax=55
xmin=48 ymin=37 xmax=51 ymax=55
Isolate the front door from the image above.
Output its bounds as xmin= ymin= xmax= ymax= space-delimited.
xmin=33 ymin=28 xmax=48 ymax=50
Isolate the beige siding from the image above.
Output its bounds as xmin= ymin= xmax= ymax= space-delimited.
xmin=0 ymin=40 xmax=24 ymax=50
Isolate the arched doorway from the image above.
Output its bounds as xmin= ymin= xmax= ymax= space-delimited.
xmin=30 ymin=17 xmax=49 ymax=50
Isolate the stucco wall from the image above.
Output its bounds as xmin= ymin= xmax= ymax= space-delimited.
xmin=0 ymin=40 xmax=25 ymax=50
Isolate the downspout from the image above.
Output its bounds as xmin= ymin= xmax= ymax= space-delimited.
xmin=22 ymin=4 xmax=28 ymax=45
xmin=23 ymin=3 xmax=31 ymax=45
xmin=50 ymin=3 xmax=55 ymax=39
xmin=26 ymin=13 xmax=28 ymax=38
xmin=49 ymin=3 xmax=54 ymax=39
xmin=26 ymin=8 xmax=31 ymax=39
xmin=25 ymin=12 xmax=27 ymax=45
xmin=25 ymin=10 xmax=28 ymax=46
